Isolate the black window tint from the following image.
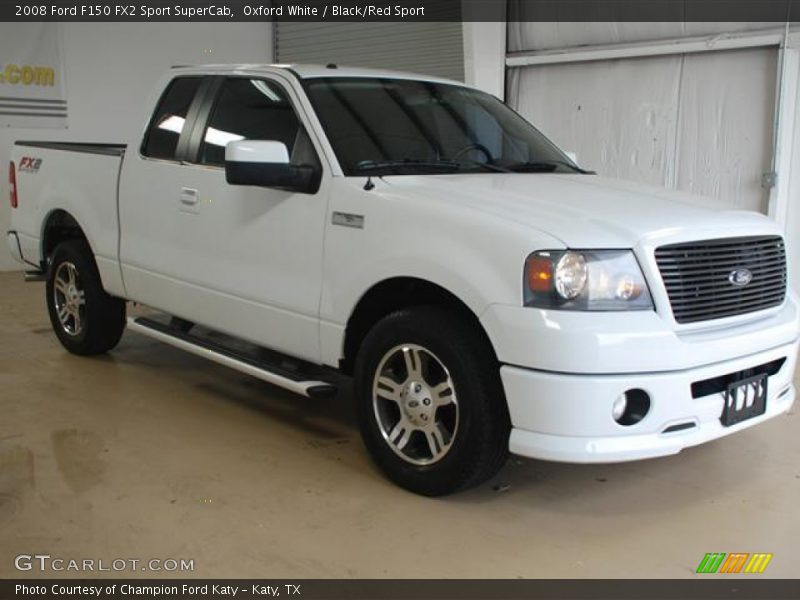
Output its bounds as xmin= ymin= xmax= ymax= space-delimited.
xmin=142 ymin=77 xmax=202 ymax=160
xmin=200 ymin=78 xmax=309 ymax=167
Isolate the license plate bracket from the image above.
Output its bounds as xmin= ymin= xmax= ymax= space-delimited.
xmin=721 ymin=373 xmax=767 ymax=427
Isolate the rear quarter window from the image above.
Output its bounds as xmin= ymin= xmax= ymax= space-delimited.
xmin=141 ymin=77 xmax=203 ymax=160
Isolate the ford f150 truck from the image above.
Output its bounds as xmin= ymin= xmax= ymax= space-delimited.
xmin=7 ymin=64 xmax=799 ymax=495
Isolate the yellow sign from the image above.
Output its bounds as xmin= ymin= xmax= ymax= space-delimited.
xmin=0 ymin=64 xmax=56 ymax=86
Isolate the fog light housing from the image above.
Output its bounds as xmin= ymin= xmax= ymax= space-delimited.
xmin=613 ymin=389 xmax=650 ymax=426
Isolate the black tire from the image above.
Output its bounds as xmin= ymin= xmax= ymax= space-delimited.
xmin=46 ymin=239 xmax=126 ymax=355
xmin=355 ymin=306 xmax=510 ymax=496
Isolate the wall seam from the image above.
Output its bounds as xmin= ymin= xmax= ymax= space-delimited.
xmin=669 ymin=54 xmax=686 ymax=191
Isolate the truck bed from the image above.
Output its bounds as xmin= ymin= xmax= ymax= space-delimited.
xmin=10 ymin=140 xmax=127 ymax=294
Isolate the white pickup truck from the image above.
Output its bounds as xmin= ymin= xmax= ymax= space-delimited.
xmin=7 ymin=64 xmax=799 ymax=495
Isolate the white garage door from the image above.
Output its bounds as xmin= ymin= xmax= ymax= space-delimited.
xmin=275 ymin=22 xmax=465 ymax=81
xmin=508 ymin=47 xmax=777 ymax=213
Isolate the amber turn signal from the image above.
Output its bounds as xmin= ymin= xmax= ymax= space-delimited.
xmin=526 ymin=256 xmax=553 ymax=293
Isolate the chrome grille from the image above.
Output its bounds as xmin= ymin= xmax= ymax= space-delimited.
xmin=655 ymin=236 xmax=786 ymax=324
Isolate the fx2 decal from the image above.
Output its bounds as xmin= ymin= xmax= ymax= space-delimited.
xmin=18 ymin=157 xmax=42 ymax=173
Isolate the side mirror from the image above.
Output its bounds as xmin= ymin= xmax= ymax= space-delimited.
xmin=225 ymin=140 xmax=319 ymax=193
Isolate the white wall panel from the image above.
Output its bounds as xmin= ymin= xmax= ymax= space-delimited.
xmin=463 ymin=21 xmax=507 ymax=98
xmin=0 ymin=23 xmax=272 ymax=271
xmin=509 ymin=55 xmax=681 ymax=186
xmin=674 ymin=48 xmax=777 ymax=212
xmin=508 ymin=47 xmax=776 ymax=213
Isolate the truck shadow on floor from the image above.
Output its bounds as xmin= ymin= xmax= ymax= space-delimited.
xmin=106 ymin=335 xmax=775 ymax=511
xmin=193 ymin=366 xmax=762 ymax=515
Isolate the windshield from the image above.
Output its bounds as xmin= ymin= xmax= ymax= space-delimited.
xmin=303 ymin=77 xmax=580 ymax=176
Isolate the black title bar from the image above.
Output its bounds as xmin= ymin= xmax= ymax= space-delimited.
xmin=3 ymin=0 xmax=800 ymax=22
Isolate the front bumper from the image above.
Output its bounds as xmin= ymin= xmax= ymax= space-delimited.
xmin=483 ymin=293 xmax=800 ymax=463
xmin=502 ymin=340 xmax=797 ymax=463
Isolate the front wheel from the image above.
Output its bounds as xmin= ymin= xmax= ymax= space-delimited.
xmin=46 ymin=239 xmax=126 ymax=355
xmin=355 ymin=307 xmax=510 ymax=496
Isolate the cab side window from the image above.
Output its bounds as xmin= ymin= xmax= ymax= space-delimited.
xmin=141 ymin=77 xmax=203 ymax=160
xmin=198 ymin=78 xmax=319 ymax=168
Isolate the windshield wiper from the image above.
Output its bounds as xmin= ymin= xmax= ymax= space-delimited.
xmin=509 ymin=160 xmax=594 ymax=174
xmin=356 ymin=158 xmax=511 ymax=174
xmin=357 ymin=159 xmax=460 ymax=173
xmin=450 ymin=158 xmax=511 ymax=173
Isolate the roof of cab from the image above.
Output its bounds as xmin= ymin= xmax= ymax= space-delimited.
xmin=169 ymin=63 xmax=466 ymax=87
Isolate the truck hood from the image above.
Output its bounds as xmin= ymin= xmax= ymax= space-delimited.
xmin=380 ymin=173 xmax=776 ymax=248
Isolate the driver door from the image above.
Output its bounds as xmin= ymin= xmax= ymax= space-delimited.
xmin=121 ymin=74 xmax=328 ymax=362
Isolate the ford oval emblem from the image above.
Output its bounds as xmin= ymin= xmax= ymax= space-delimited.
xmin=729 ymin=268 xmax=753 ymax=287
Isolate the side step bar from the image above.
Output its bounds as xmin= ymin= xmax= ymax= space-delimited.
xmin=24 ymin=270 xmax=46 ymax=282
xmin=127 ymin=317 xmax=337 ymax=399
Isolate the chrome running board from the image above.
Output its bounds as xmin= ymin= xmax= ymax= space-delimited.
xmin=127 ymin=316 xmax=337 ymax=399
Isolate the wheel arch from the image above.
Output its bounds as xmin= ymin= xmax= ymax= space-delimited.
xmin=40 ymin=209 xmax=91 ymax=268
xmin=340 ymin=276 xmax=498 ymax=375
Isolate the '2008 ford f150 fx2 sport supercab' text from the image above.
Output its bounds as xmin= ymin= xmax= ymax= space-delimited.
xmin=7 ymin=64 xmax=798 ymax=495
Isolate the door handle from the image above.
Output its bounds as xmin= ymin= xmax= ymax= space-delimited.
xmin=180 ymin=187 xmax=199 ymax=205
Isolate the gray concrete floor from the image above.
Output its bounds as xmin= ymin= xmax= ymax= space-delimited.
xmin=0 ymin=271 xmax=798 ymax=579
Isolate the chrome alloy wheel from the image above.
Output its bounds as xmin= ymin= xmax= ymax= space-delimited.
xmin=53 ymin=261 xmax=86 ymax=336
xmin=372 ymin=344 xmax=459 ymax=466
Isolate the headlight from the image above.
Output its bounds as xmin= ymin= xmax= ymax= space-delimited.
xmin=554 ymin=251 xmax=587 ymax=299
xmin=524 ymin=250 xmax=654 ymax=311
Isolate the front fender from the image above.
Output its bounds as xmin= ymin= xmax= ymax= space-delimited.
xmin=318 ymin=178 xmax=562 ymax=365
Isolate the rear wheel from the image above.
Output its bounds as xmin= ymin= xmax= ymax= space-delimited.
xmin=355 ymin=306 xmax=510 ymax=496
xmin=46 ymin=240 xmax=126 ymax=355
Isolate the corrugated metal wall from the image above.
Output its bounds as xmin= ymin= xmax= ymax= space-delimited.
xmin=275 ymin=22 xmax=465 ymax=81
